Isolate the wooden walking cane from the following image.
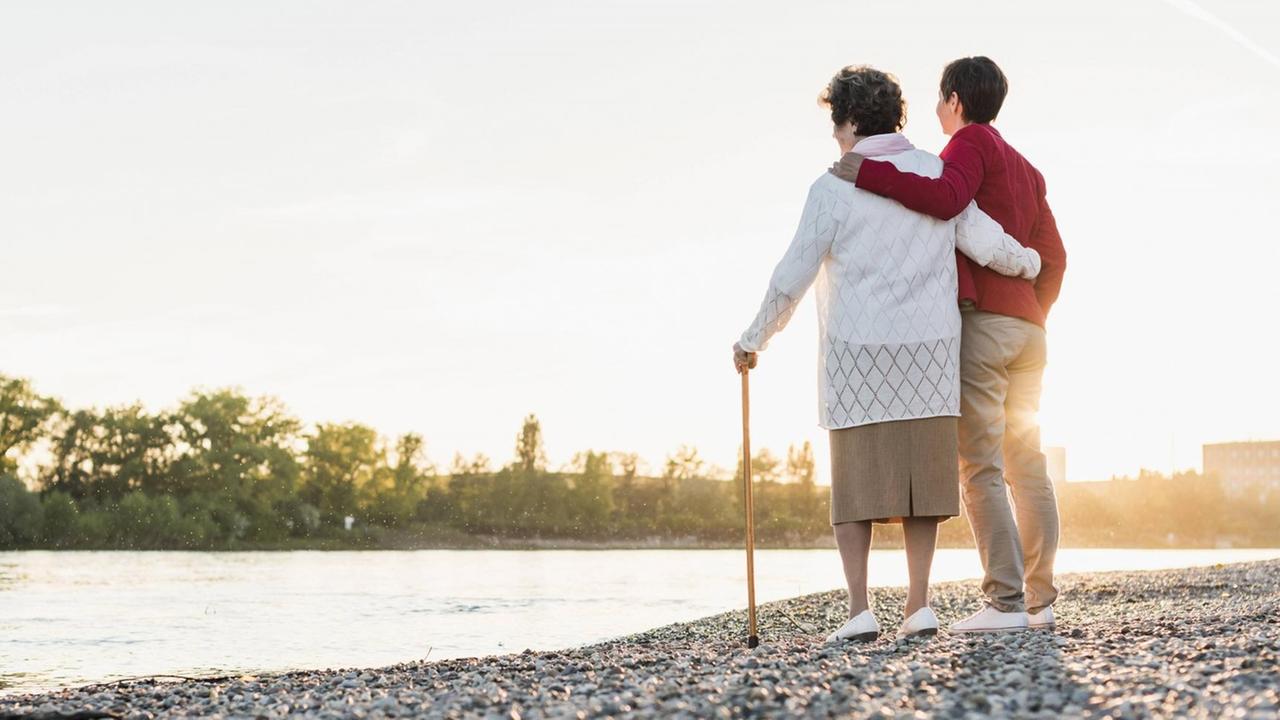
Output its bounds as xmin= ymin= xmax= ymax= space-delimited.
xmin=740 ymin=368 xmax=760 ymax=649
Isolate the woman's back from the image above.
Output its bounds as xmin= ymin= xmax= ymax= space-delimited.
xmin=816 ymin=147 xmax=958 ymax=350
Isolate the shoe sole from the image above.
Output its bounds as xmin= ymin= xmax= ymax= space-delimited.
xmin=1030 ymin=623 xmax=1056 ymax=631
xmin=897 ymin=628 xmax=938 ymax=641
xmin=950 ymin=625 xmax=1030 ymax=634
xmin=835 ymin=631 xmax=880 ymax=643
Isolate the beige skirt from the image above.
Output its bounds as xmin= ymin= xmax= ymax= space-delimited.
xmin=829 ymin=415 xmax=959 ymax=525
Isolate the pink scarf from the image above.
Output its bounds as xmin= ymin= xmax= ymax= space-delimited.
xmin=851 ymin=133 xmax=914 ymax=158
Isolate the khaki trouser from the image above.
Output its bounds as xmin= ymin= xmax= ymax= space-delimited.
xmin=958 ymin=310 xmax=1060 ymax=613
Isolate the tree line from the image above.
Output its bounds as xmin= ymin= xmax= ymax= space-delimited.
xmin=1 ymin=374 xmax=1276 ymax=550
xmin=0 ymin=375 xmax=833 ymax=548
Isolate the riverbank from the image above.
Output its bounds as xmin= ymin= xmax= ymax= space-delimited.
xmin=20 ymin=529 xmax=1280 ymax=552
xmin=3 ymin=560 xmax=1277 ymax=719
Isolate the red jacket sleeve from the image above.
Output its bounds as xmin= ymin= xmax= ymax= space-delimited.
xmin=1027 ymin=186 xmax=1067 ymax=317
xmin=854 ymin=134 xmax=986 ymax=221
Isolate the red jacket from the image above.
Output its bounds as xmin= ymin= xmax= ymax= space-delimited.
xmin=855 ymin=124 xmax=1066 ymax=327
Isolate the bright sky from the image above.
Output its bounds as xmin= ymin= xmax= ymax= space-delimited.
xmin=2 ymin=1 xmax=1278 ymax=483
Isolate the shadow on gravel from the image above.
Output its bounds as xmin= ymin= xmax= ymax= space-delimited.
xmin=939 ymin=630 xmax=1089 ymax=716
xmin=738 ymin=584 xmax=1100 ymax=716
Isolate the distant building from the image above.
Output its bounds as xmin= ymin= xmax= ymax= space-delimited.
xmin=1203 ymin=440 xmax=1280 ymax=496
xmin=1045 ymin=446 xmax=1067 ymax=485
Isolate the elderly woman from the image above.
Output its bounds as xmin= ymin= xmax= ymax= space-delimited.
xmin=732 ymin=66 xmax=1040 ymax=642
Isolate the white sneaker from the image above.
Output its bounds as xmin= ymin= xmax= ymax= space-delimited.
xmin=825 ymin=609 xmax=880 ymax=643
xmin=949 ymin=605 xmax=1029 ymax=634
xmin=1028 ymin=606 xmax=1055 ymax=630
xmin=895 ymin=607 xmax=939 ymax=640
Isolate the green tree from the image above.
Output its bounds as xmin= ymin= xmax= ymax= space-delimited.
xmin=0 ymin=375 xmax=60 ymax=475
xmin=786 ymin=441 xmax=815 ymax=485
xmin=0 ymin=474 xmax=43 ymax=548
xmin=502 ymin=415 xmax=563 ymax=535
xmin=657 ymin=446 xmax=707 ymax=533
xmin=567 ymin=450 xmax=614 ymax=535
xmin=610 ymin=452 xmax=639 ymax=521
xmin=786 ymin=441 xmax=822 ymax=535
xmin=168 ymin=389 xmax=302 ymax=541
xmin=170 ymin=389 xmax=302 ymax=501
xmin=106 ymin=491 xmax=185 ymax=548
xmin=517 ymin=470 xmax=571 ymax=535
xmin=665 ymin=445 xmax=705 ymax=482
xmin=178 ymin=492 xmax=246 ymax=545
xmin=40 ymin=490 xmax=81 ymax=548
xmin=302 ymin=422 xmax=383 ymax=526
xmin=366 ymin=433 xmax=432 ymax=527
xmin=512 ymin=414 xmax=548 ymax=474
xmin=273 ymin=497 xmax=322 ymax=537
xmin=42 ymin=405 xmax=173 ymax=502
xmin=450 ymin=452 xmax=491 ymax=475
xmin=443 ymin=452 xmax=491 ymax=531
xmin=734 ymin=446 xmax=781 ymax=501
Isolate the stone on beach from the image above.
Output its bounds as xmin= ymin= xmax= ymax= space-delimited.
xmin=2 ymin=560 xmax=1278 ymax=719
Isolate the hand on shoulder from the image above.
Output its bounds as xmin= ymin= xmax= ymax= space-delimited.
xmin=829 ymin=152 xmax=864 ymax=183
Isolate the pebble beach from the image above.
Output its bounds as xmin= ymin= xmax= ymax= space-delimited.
xmin=3 ymin=559 xmax=1277 ymax=719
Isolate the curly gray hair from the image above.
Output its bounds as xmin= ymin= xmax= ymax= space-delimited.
xmin=818 ymin=66 xmax=906 ymax=136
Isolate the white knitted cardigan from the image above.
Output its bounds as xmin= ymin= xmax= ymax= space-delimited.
xmin=738 ymin=133 xmax=1040 ymax=429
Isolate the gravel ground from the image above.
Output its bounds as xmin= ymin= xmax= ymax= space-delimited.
xmin=3 ymin=559 xmax=1278 ymax=719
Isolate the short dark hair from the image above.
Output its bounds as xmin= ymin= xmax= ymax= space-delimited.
xmin=939 ymin=56 xmax=1007 ymax=124
xmin=819 ymin=66 xmax=906 ymax=136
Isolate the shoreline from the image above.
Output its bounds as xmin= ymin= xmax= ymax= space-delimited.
xmin=11 ymin=538 xmax=1280 ymax=552
xmin=3 ymin=560 xmax=1278 ymax=718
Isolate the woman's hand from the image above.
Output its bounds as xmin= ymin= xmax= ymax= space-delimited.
xmin=733 ymin=342 xmax=758 ymax=374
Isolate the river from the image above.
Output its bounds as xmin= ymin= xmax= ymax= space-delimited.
xmin=2 ymin=547 xmax=1277 ymax=695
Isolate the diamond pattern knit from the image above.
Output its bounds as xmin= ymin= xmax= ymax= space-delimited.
xmin=738 ymin=146 xmax=1039 ymax=429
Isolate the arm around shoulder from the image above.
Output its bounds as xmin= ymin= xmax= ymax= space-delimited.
xmin=854 ymin=136 xmax=987 ymax=220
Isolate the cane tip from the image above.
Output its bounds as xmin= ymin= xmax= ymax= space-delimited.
xmin=747 ymin=635 xmax=759 ymax=649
